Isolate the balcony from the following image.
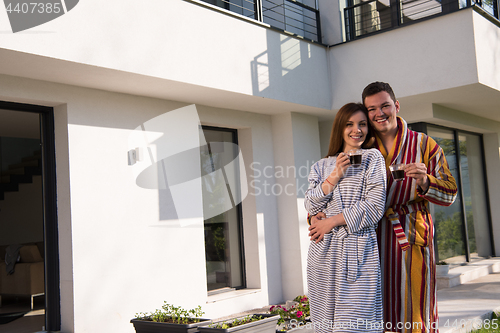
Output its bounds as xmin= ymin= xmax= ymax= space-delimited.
xmin=197 ymin=0 xmax=322 ymax=43
xmin=344 ymin=0 xmax=499 ymax=40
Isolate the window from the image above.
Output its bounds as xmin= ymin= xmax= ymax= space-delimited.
xmin=410 ymin=123 xmax=493 ymax=263
xmin=200 ymin=126 xmax=245 ymax=293
xmin=343 ymin=0 xmax=497 ymax=41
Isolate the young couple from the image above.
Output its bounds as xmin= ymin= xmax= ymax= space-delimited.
xmin=305 ymin=82 xmax=458 ymax=333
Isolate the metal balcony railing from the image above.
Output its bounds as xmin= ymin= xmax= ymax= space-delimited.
xmin=344 ymin=0 xmax=499 ymax=40
xmin=199 ymin=0 xmax=322 ymax=43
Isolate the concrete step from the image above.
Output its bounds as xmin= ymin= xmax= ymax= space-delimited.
xmin=438 ymin=271 xmax=500 ymax=333
xmin=21 ymin=152 xmax=41 ymax=163
xmin=437 ymin=259 xmax=500 ymax=290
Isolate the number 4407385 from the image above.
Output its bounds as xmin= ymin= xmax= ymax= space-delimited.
xmin=444 ymin=318 xmax=498 ymax=330
xmin=6 ymin=3 xmax=62 ymax=14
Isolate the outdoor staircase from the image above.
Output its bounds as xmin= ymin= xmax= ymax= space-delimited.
xmin=437 ymin=258 xmax=500 ymax=290
xmin=0 ymin=151 xmax=42 ymax=200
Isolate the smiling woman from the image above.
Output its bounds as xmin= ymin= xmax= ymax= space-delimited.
xmin=342 ymin=111 xmax=369 ymax=152
xmin=305 ymin=102 xmax=386 ymax=333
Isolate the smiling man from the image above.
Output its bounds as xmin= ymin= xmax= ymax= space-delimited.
xmin=362 ymin=81 xmax=458 ymax=333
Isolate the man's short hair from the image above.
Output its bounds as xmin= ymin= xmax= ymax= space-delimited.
xmin=362 ymin=81 xmax=397 ymax=104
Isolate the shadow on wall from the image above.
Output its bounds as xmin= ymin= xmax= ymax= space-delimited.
xmin=251 ymin=30 xmax=324 ymax=104
xmin=128 ymin=105 xmax=247 ymax=225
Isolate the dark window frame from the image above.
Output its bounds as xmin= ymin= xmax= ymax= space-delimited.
xmin=201 ymin=125 xmax=247 ymax=294
xmin=0 ymin=100 xmax=60 ymax=331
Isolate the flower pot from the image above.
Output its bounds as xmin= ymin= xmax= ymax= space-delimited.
xmin=276 ymin=318 xmax=311 ymax=332
xmin=198 ymin=314 xmax=280 ymax=333
xmin=130 ymin=318 xmax=212 ymax=333
xmin=436 ymin=264 xmax=450 ymax=276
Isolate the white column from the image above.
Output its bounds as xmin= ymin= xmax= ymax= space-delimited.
xmin=271 ymin=112 xmax=321 ymax=301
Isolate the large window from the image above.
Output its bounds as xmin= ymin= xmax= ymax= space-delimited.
xmin=411 ymin=123 xmax=493 ymax=263
xmin=200 ymin=126 xmax=245 ymax=293
xmin=344 ymin=0 xmax=498 ymax=41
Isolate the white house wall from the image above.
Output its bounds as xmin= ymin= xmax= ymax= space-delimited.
xmin=328 ymin=9 xmax=479 ymax=108
xmin=0 ymin=73 xmax=307 ymax=332
xmin=473 ymin=10 xmax=500 ymax=92
xmin=318 ymin=0 xmax=345 ymax=45
xmin=268 ymin=112 xmax=322 ymax=301
xmin=290 ymin=112 xmax=322 ymax=297
xmin=0 ymin=0 xmax=331 ymax=113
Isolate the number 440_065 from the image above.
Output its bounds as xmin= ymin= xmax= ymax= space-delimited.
xmin=6 ymin=2 xmax=62 ymax=14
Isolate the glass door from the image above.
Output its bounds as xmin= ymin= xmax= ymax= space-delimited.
xmin=457 ymin=132 xmax=492 ymax=260
xmin=200 ymin=126 xmax=245 ymax=293
xmin=426 ymin=125 xmax=492 ymax=263
xmin=427 ymin=126 xmax=467 ymax=263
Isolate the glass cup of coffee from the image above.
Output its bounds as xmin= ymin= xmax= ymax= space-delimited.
xmin=348 ymin=149 xmax=363 ymax=166
xmin=389 ymin=164 xmax=405 ymax=181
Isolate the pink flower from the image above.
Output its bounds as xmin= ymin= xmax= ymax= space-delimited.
xmin=270 ymin=306 xmax=275 ymax=311
xmin=301 ymin=297 xmax=308 ymax=302
xmin=297 ymin=311 xmax=303 ymax=317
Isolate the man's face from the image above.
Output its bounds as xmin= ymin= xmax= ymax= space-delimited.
xmin=364 ymin=91 xmax=400 ymax=135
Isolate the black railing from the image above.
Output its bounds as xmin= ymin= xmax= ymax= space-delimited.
xmin=199 ymin=0 xmax=258 ymax=18
xmin=199 ymin=0 xmax=322 ymax=43
xmin=344 ymin=0 xmax=499 ymax=40
xmin=262 ymin=0 xmax=321 ymax=43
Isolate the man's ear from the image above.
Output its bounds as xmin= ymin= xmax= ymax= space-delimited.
xmin=395 ymin=100 xmax=400 ymax=113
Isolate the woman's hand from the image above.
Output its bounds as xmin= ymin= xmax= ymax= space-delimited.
xmin=332 ymin=152 xmax=350 ymax=179
xmin=309 ymin=215 xmax=336 ymax=243
xmin=322 ymin=153 xmax=350 ymax=194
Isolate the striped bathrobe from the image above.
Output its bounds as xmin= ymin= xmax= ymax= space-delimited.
xmin=375 ymin=117 xmax=457 ymax=333
xmin=305 ymin=148 xmax=386 ymax=333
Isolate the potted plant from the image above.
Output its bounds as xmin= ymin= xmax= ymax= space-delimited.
xmin=131 ymin=301 xmax=211 ymax=333
xmin=270 ymin=295 xmax=310 ymax=332
xmin=198 ymin=314 xmax=280 ymax=333
xmin=436 ymin=261 xmax=450 ymax=276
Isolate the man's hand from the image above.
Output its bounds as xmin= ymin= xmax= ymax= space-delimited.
xmin=310 ymin=212 xmax=326 ymax=225
xmin=405 ymin=163 xmax=430 ymax=192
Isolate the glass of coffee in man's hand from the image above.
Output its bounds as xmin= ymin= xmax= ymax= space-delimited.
xmin=389 ymin=164 xmax=405 ymax=181
xmin=348 ymin=149 xmax=362 ymax=166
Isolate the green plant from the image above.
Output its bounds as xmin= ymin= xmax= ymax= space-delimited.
xmin=437 ymin=261 xmax=448 ymax=265
xmin=469 ymin=312 xmax=499 ymax=333
xmin=270 ymin=295 xmax=309 ymax=331
xmin=209 ymin=315 xmax=263 ymax=329
xmin=135 ymin=302 xmax=204 ymax=324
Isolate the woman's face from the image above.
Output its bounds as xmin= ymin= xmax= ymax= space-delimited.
xmin=343 ymin=110 xmax=368 ymax=152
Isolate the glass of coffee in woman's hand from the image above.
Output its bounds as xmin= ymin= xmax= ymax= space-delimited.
xmin=389 ymin=164 xmax=405 ymax=181
xmin=348 ymin=149 xmax=362 ymax=166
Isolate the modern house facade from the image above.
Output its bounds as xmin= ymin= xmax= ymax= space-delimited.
xmin=0 ymin=0 xmax=498 ymax=332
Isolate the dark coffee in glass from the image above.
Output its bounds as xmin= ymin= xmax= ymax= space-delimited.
xmin=350 ymin=154 xmax=362 ymax=165
xmin=389 ymin=164 xmax=405 ymax=181
xmin=391 ymin=170 xmax=405 ymax=181
xmin=348 ymin=149 xmax=362 ymax=166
